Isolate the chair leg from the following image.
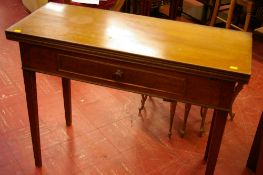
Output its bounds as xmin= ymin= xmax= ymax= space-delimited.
xmin=228 ymin=83 xmax=244 ymax=120
xmin=229 ymin=109 xmax=235 ymax=120
xmin=179 ymin=103 xmax=191 ymax=137
xmin=243 ymin=2 xmax=253 ymax=32
xmin=200 ymin=107 xmax=208 ymax=137
xmin=226 ymin=0 xmax=236 ymax=29
xmin=209 ymin=0 xmax=221 ymax=26
xmin=169 ymin=101 xmax=177 ymax=138
xmin=139 ymin=94 xmax=148 ymax=113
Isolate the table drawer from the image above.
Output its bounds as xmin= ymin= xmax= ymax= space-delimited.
xmin=21 ymin=43 xmax=223 ymax=108
xmin=58 ymin=54 xmax=187 ymax=97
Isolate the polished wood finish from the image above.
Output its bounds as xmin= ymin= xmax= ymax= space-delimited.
xmin=7 ymin=4 xmax=251 ymax=77
xmin=6 ymin=3 xmax=251 ymax=175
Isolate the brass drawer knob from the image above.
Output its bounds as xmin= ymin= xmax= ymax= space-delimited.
xmin=112 ymin=69 xmax=124 ymax=81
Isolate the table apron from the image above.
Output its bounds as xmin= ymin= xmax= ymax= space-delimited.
xmin=20 ymin=43 xmax=234 ymax=111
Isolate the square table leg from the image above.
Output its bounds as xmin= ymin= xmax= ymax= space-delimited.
xmin=62 ymin=77 xmax=72 ymax=126
xmin=204 ymin=109 xmax=228 ymax=175
xmin=23 ymin=69 xmax=42 ymax=167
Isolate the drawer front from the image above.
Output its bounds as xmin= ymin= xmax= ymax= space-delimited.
xmin=21 ymin=43 xmax=226 ymax=108
xmin=21 ymin=43 xmax=57 ymax=72
xmin=57 ymin=54 xmax=187 ymax=97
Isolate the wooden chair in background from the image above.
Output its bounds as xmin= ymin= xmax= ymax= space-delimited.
xmin=139 ymin=82 xmax=243 ymax=138
xmin=139 ymin=96 xmax=208 ymax=138
xmin=157 ymin=0 xmax=213 ymax=24
xmin=111 ymin=0 xmax=126 ymax=11
xmin=226 ymin=0 xmax=254 ymax=31
xmin=210 ymin=0 xmax=254 ymax=31
xmin=139 ymin=95 xmax=178 ymax=138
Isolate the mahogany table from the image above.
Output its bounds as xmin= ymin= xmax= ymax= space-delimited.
xmin=5 ymin=2 xmax=251 ymax=175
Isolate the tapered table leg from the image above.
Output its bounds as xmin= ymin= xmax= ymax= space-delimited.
xmin=23 ymin=70 xmax=42 ymax=167
xmin=204 ymin=109 xmax=215 ymax=161
xmin=204 ymin=109 xmax=228 ymax=175
xmin=62 ymin=78 xmax=72 ymax=126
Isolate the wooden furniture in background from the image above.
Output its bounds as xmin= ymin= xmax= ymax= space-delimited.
xmin=140 ymin=0 xmax=184 ymax=19
xmin=209 ymin=0 xmax=230 ymax=26
xmin=139 ymin=82 xmax=242 ymax=138
xmin=5 ymin=3 xmax=251 ymax=175
xmin=111 ymin=0 xmax=125 ymax=11
xmin=139 ymin=95 xmax=178 ymax=138
xmin=210 ymin=0 xmax=254 ymax=31
xmin=226 ymin=0 xmax=253 ymax=31
xmin=158 ymin=0 xmax=212 ymax=24
xmin=247 ymin=112 xmax=263 ymax=175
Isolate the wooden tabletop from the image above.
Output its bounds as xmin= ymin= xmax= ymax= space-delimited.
xmin=6 ymin=2 xmax=251 ymax=82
